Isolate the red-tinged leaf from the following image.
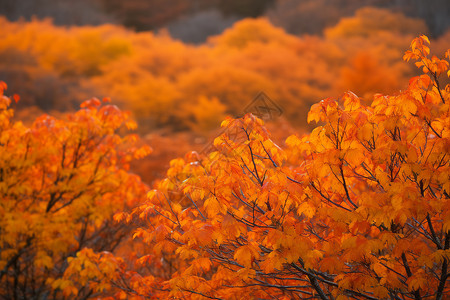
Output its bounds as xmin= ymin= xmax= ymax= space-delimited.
xmin=0 ymin=81 xmax=7 ymax=92
xmin=100 ymin=104 xmax=121 ymax=117
xmin=343 ymin=91 xmax=360 ymax=111
xmin=80 ymin=97 xmax=101 ymax=109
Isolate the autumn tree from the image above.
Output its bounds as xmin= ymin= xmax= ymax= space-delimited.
xmin=86 ymin=36 xmax=450 ymax=299
xmin=0 ymin=84 xmax=151 ymax=299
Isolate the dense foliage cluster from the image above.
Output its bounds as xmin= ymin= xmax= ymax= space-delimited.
xmin=31 ymin=36 xmax=448 ymax=299
xmin=0 ymin=5 xmax=450 ymax=296
xmin=0 ymin=89 xmax=150 ymax=298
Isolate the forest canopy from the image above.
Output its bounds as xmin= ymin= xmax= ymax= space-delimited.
xmin=0 ymin=33 xmax=449 ymax=299
xmin=1 ymin=3 xmax=450 ymax=298
xmin=1 ymin=7 xmax=448 ymax=135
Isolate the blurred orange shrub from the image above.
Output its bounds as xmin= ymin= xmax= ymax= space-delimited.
xmin=0 ymin=7 xmax=445 ymax=134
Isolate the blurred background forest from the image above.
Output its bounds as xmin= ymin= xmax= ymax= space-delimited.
xmin=0 ymin=0 xmax=449 ymax=183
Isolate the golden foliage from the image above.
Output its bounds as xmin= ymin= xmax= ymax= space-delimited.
xmin=0 ymin=85 xmax=150 ymax=299
xmin=0 ymin=7 xmax=438 ymax=133
xmin=92 ymin=36 xmax=450 ymax=299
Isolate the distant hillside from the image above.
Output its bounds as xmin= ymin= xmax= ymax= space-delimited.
xmin=0 ymin=0 xmax=448 ymax=43
xmin=267 ymin=0 xmax=450 ymax=38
